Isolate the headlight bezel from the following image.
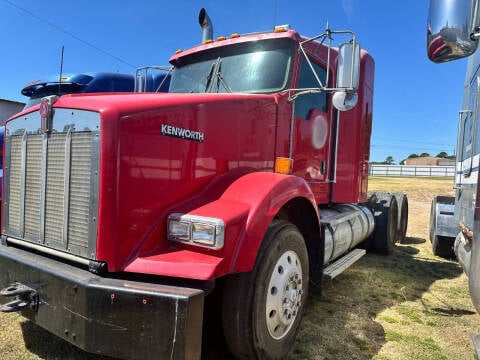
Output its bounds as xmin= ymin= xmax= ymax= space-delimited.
xmin=167 ymin=213 xmax=225 ymax=249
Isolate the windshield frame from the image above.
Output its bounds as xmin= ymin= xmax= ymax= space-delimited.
xmin=169 ymin=37 xmax=295 ymax=94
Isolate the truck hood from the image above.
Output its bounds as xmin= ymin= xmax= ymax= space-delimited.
xmin=55 ymin=92 xmax=279 ymax=271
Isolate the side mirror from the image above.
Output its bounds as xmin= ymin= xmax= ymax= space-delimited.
xmin=332 ymin=91 xmax=358 ymax=111
xmin=336 ymin=42 xmax=360 ymax=89
xmin=333 ymin=42 xmax=360 ymax=111
xmin=427 ymin=0 xmax=478 ymax=63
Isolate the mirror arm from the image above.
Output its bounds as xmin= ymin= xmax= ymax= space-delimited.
xmin=287 ymin=88 xmax=321 ymax=102
xmin=298 ymin=43 xmax=326 ymax=89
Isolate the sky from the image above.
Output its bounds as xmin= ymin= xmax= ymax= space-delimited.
xmin=0 ymin=0 xmax=467 ymax=163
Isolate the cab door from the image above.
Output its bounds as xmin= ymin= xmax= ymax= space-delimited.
xmin=291 ymin=56 xmax=333 ymax=203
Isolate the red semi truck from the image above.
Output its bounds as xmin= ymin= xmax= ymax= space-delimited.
xmin=0 ymin=9 xmax=406 ymax=360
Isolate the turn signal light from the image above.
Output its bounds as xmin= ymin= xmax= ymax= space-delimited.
xmin=275 ymin=157 xmax=293 ymax=174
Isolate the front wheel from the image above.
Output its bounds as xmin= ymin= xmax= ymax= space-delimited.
xmin=222 ymin=220 xmax=309 ymax=359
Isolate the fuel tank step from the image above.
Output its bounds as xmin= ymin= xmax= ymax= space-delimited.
xmin=323 ymin=248 xmax=366 ymax=280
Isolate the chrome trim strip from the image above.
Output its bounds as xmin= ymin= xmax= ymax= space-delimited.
xmin=39 ymin=132 xmax=48 ymax=244
xmin=19 ymin=130 xmax=27 ymax=237
xmin=6 ymin=236 xmax=90 ymax=266
xmin=62 ymin=127 xmax=72 ymax=249
xmin=2 ymin=134 xmax=11 ymax=233
xmin=88 ymin=131 xmax=101 ymax=259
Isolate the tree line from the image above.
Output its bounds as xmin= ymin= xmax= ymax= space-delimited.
xmin=371 ymin=152 xmax=455 ymax=165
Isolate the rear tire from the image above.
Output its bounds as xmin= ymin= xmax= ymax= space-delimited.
xmin=394 ymin=192 xmax=408 ymax=244
xmin=371 ymin=192 xmax=398 ymax=255
xmin=222 ymin=220 xmax=309 ymax=360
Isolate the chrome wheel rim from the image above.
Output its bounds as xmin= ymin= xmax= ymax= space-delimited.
xmin=265 ymin=250 xmax=303 ymax=340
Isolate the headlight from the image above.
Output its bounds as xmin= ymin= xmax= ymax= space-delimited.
xmin=167 ymin=213 xmax=225 ymax=249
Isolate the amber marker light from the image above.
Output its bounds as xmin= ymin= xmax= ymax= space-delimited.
xmin=230 ymin=33 xmax=240 ymax=39
xmin=275 ymin=157 xmax=293 ymax=174
xmin=217 ymin=36 xmax=226 ymax=41
xmin=204 ymin=39 xmax=214 ymax=44
xmin=274 ymin=25 xmax=288 ymax=33
xmin=175 ymin=49 xmax=183 ymax=54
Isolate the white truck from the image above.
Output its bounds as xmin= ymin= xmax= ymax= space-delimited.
xmin=428 ymin=0 xmax=480 ymax=352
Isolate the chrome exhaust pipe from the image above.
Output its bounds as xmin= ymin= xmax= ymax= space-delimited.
xmin=199 ymin=8 xmax=213 ymax=44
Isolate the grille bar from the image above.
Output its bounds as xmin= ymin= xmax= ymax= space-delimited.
xmin=62 ymin=127 xmax=72 ymax=248
xmin=3 ymin=109 xmax=101 ymax=261
xmin=39 ymin=133 xmax=48 ymax=242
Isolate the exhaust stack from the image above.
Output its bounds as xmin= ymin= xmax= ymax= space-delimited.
xmin=199 ymin=8 xmax=213 ymax=43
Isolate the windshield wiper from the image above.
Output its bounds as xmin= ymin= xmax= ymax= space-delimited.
xmin=214 ymin=61 xmax=232 ymax=93
xmin=188 ymin=57 xmax=232 ymax=93
xmin=205 ymin=57 xmax=222 ymax=92
xmin=189 ymin=58 xmax=219 ymax=93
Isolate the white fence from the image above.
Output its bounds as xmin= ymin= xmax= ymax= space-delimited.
xmin=369 ymin=165 xmax=455 ymax=177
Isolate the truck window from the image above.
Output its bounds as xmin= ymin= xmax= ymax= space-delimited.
xmin=169 ymin=38 xmax=293 ymax=94
xmin=460 ymin=111 xmax=473 ymax=162
xmin=294 ymin=57 xmax=327 ymax=119
xmin=460 ymin=76 xmax=478 ymax=161
xmin=460 ymin=76 xmax=479 ymax=177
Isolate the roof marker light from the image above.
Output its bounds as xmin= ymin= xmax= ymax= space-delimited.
xmin=175 ymin=49 xmax=183 ymax=54
xmin=230 ymin=33 xmax=240 ymax=39
xmin=204 ymin=39 xmax=214 ymax=44
xmin=217 ymin=36 xmax=226 ymax=41
xmin=274 ymin=25 xmax=290 ymax=32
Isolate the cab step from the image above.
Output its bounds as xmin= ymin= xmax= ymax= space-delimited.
xmin=323 ymin=248 xmax=366 ymax=280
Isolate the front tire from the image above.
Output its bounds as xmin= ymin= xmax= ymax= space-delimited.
xmin=222 ymin=220 xmax=309 ymax=359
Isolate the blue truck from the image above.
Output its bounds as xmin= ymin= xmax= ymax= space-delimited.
xmin=21 ymin=72 xmax=135 ymax=109
xmin=21 ymin=70 xmax=171 ymax=109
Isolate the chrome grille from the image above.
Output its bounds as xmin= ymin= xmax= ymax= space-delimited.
xmin=3 ymin=109 xmax=100 ymax=260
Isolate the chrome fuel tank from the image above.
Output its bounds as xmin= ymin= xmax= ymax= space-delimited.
xmin=321 ymin=204 xmax=375 ymax=264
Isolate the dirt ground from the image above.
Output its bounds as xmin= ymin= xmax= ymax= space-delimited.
xmin=0 ymin=176 xmax=478 ymax=360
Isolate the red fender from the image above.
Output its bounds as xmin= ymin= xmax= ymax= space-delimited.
xmin=217 ymin=171 xmax=319 ymax=273
xmin=124 ymin=172 xmax=319 ymax=280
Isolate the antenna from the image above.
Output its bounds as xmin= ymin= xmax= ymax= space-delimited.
xmin=273 ymin=0 xmax=278 ymax=27
xmin=58 ymin=45 xmax=64 ymax=96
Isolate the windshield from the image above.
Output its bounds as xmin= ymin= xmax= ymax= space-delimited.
xmin=169 ymin=38 xmax=293 ymax=94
